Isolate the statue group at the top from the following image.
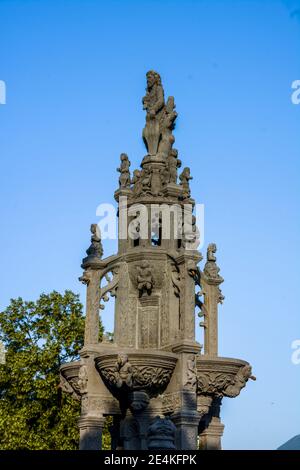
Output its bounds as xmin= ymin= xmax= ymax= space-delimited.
xmin=117 ymin=70 xmax=192 ymax=199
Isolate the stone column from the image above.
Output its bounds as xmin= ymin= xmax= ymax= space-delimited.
xmin=109 ymin=415 xmax=122 ymax=450
xmin=78 ymin=415 xmax=104 ymax=450
xmin=198 ymin=417 xmax=224 ymax=450
xmin=79 ymin=269 xmax=101 ymax=345
xmin=200 ymin=244 xmax=224 ymax=356
xmin=172 ymin=409 xmax=200 ymax=450
xmin=198 ymin=397 xmax=224 ymax=450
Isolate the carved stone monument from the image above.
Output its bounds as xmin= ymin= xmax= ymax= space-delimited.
xmin=60 ymin=71 xmax=255 ymax=450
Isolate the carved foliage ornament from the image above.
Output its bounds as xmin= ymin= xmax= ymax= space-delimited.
xmin=99 ymin=354 xmax=175 ymax=396
xmin=197 ymin=365 xmax=256 ymax=398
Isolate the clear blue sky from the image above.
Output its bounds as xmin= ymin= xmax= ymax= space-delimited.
xmin=1 ymin=0 xmax=299 ymax=449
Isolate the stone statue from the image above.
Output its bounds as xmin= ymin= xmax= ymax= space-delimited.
xmin=114 ymin=353 xmax=133 ymax=388
xmin=157 ymin=96 xmax=177 ymax=158
xmin=204 ymin=243 xmax=223 ymax=283
xmin=131 ymin=169 xmax=143 ymax=197
xmin=179 ymin=167 xmax=192 ymax=199
xmin=137 ymin=260 xmax=153 ymax=296
xmin=142 ymin=71 xmax=165 ymax=155
xmin=167 ymin=148 xmax=181 ymax=184
xmin=142 ymin=71 xmax=177 ymax=157
xmin=141 ymin=167 xmax=152 ymax=194
xmin=85 ymin=224 xmax=103 ymax=259
xmin=207 ymin=243 xmax=217 ymax=262
xmin=117 ymin=153 xmax=131 ymax=189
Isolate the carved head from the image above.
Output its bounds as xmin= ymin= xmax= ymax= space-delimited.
xmin=207 ymin=243 xmax=217 ymax=256
xmin=118 ymin=353 xmax=128 ymax=367
xmin=146 ymin=70 xmax=161 ymax=89
xmin=120 ymin=153 xmax=129 ymax=162
xmin=90 ymin=223 xmax=100 ymax=238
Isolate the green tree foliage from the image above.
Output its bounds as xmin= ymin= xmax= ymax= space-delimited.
xmin=0 ymin=290 xmax=109 ymax=450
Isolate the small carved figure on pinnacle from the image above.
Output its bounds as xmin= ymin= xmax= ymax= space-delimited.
xmin=207 ymin=243 xmax=217 ymax=262
xmin=117 ymin=153 xmax=131 ymax=189
xmin=131 ymin=169 xmax=143 ymax=197
xmin=85 ymin=224 xmax=103 ymax=260
xmin=167 ymin=148 xmax=181 ymax=184
xmin=204 ymin=244 xmax=225 ymax=302
xmin=179 ymin=167 xmax=193 ymax=199
xmin=142 ymin=71 xmax=177 ymax=157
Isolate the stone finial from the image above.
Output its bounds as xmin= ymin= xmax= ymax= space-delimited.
xmin=204 ymin=243 xmax=224 ymax=287
xmin=166 ymin=148 xmax=181 ymax=184
xmin=117 ymin=153 xmax=131 ymax=189
xmin=85 ymin=224 xmax=103 ymax=260
xmin=179 ymin=167 xmax=193 ymax=199
xmin=142 ymin=70 xmax=177 ymax=157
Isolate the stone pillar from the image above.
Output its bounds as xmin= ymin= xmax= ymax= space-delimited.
xmin=198 ymin=397 xmax=224 ymax=450
xmin=79 ymin=269 xmax=101 ymax=345
xmin=173 ymin=410 xmax=200 ymax=450
xmin=109 ymin=416 xmax=122 ymax=450
xmin=200 ymin=244 xmax=224 ymax=356
xmin=78 ymin=415 xmax=104 ymax=450
xmin=198 ymin=417 xmax=224 ymax=450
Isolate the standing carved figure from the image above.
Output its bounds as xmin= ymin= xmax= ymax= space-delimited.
xmin=141 ymin=167 xmax=152 ymax=194
xmin=167 ymin=149 xmax=181 ymax=184
xmin=85 ymin=224 xmax=103 ymax=259
xmin=117 ymin=153 xmax=131 ymax=189
xmin=142 ymin=71 xmax=165 ymax=155
xmin=207 ymin=243 xmax=217 ymax=262
xmin=131 ymin=169 xmax=143 ymax=197
xmin=179 ymin=167 xmax=193 ymax=199
xmin=158 ymin=96 xmax=178 ymax=158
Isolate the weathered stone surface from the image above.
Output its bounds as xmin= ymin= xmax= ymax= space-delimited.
xmin=147 ymin=416 xmax=177 ymax=450
xmin=60 ymin=71 xmax=255 ymax=450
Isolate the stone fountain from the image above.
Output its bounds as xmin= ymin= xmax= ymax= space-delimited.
xmin=60 ymin=71 xmax=255 ymax=450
